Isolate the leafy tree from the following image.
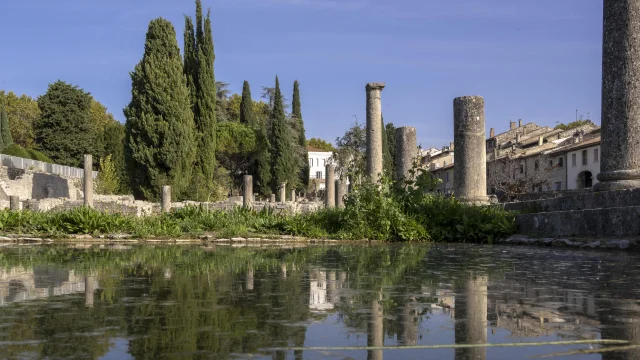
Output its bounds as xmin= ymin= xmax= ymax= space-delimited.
xmin=554 ymin=119 xmax=595 ymax=131
xmin=308 ymin=138 xmax=335 ymax=152
xmin=35 ymin=81 xmax=98 ymax=167
xmin=102 ymin=121 xmax=129 ymax=194
xmin=292 ymin=80 xmax=309 ymax=191
xmin=269 ymin=76 xmax=296 ymax=194
xmin=124 ymin=18 xmax=197 ymax=200
xmin=96 ymin=154 xmax=120 ymax=195
xmin=382 ymin=118 xmax=393 ymax=177
xmin=0 ymin=91 xmax=39 ymax=148
xmin=216 ymin=121 xmax=256 ymax=190
xmin=239 ymin=81 xmax=256 ymax=125
xmin=0 ymin=105 xmax=8 ymax=149
xmin=334 ymin=121 xmax=366 ymax=182
xmin=226 ymin=93 xmax=242 ymax=122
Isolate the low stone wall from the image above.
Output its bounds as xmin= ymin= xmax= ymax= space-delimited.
xmin=507 ymin=189 xmax=591 ymax=203
xmin=504 ymin=188 xmax=640 ymax=213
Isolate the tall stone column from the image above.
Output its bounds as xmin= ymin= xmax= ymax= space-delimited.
xmin=453 ymin=96 xmax=488 ymax=204
xmin=9 ymin=196 xmax=20 ymax=211
xmin=594 ymin=1 xmax=640 ymax=191
xmin=366 ymin=83 xmax=385 ymax=182
xmin=291 ymin=189 xmax=297 ymax=203
xmin=325 ymin=164 xmax=335 ymax=208
xmin=161 ymin=186 xmax=171 ymax=213
xmin=243 ymin=175 xmax=254 ymax=209
xmin=395 ymin=126 xmax=417 ymax=183
xmin=83 ymin=154 xmax=93 ymax=208
xmin=335 ymin=179 xmax=347 ymax=208
xmin=278 ymin=182 xmax=287 ymax=203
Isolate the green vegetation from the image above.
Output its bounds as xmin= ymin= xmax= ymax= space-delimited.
xmin=269 ymin=76 xmax=296 ymax=195
xmin=34 ymin=81 xmax=98 ymax=168
xmin=292 ymin=80 xmax=309 ymax=191
xmin=308 ymin=137 xmax=335 ymax=152
xmin=96 ymin=155 xmax=119 ymax=195
xmin=385 ymin=122 xmax=396 ymax=178
xmin=1 ymin=144 xmax=53 ymax=162
xmin=239 ymin=81 xmax=255 ymax=125
xmin=555 ymin=119 xmax=594 ymax=130
xmin=124 ymin=18 xmax=197 ymax=201
xmin=0 ymin=104 xmax=13 ymax=149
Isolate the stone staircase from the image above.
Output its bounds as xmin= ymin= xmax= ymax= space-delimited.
xmin=504 ymin=188 xmax=640 ymax=237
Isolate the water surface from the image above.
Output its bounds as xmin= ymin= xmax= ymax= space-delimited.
xmin=0 ymin=243 xmax=637 ymax=359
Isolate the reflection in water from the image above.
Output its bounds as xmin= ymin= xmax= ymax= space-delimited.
xmin=0 ymin=245 xmax=639 ymax=359
xmin=455 ymin=274 xmax=488 ymax=360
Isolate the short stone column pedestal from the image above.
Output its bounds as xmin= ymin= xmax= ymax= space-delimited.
xmin=161 ymin=186 xmax=172 ymax=213
xmin=291 ymin=189 xmax=297 ymax=203
xmin=335 ymin=179 xmax=347 ymax=208
xmin=278 ymin=182 xmax=287 ymax=203
xmin=594 ymin=0 xmax=640 ymax=191
xmin=366 ymin=83 xmax=385 ymax=182
xmin=243 ymin=175 xmax=254 ymax=209
xmin=9 ymin=196 xmax=20 ymax=211
xmin=83 ymin=154 xmax=93 ymax=208
xmin=395 ymin=126 xmax=417 ymax=184
xmin=453 ymin=96 xmax=489 ymax=205
xmin=270 ymin=194 xmax=276 ymax=203
xmin=325 ymin=164 xmax=336 ymax=208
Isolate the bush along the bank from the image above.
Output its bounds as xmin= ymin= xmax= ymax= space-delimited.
xmin=0 ymin=173 xmax=516 ymax=243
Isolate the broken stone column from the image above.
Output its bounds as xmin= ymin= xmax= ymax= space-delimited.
xmin=594 ymin=1 xmax=640 ymax=191
xmin=291 ymin=189 xmax=297 ymax=203
xmin=270 ymin=194 xmax=276 ymax=203
xmin=453 ymin=96 xmax=489 ymax=204
xmin=325 ymin=164 xmax=335 ymax=208
xmin=335 ymin=179 xmax=347 ymax=208
xmin=161 ymin=186 xmax=171 ymax=213
xmin=395 ymin=126 xmax=417 ymax=183
xmin=278 ymin=182 xmax=286 ymax=203
xmin=9 ymin=196 xmax=20 ymax=211
xmin=366 ymin=83 xmax=385 ymax=182
xmin=83 ymin=154 xmax=93 ymax=208
xmin=243 ymin=175 xmax=253 ymax=209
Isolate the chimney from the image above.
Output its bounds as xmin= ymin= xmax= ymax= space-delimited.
xmin=490 ymin=128 xmax=495 ymax=138
xmin=518 ymin=119 xmax=523 ymax=127
xmin=538 ymin=136 xmax=543 ymax=146
xmin=523 ymin=127 xmax=527 ymax=135
xmin=493 ymin=148 xmax=498 ymax=159
xmin=450 ymin=142 xmax=454 ymax=151
xmin=516 ymin=133 xmax=521 ymax=144
xmin=510 ymin=121 xmax=516 ymax=130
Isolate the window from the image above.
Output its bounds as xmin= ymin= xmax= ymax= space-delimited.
xmin=519 ymin=164 xmax=524 ymax=174
xmin=572 ymin=154 xmax=577 ymax=167
xmin=446 ymin=171 xmax=450 ymax=183
xmin=582 ymin=150 xmax=588 ymax=165
xmin=309 ymin=159 xmax=313 ymax=167
xmin=549 ymin=160 xmax=553 ymax=168
xmin=534 ymin=160 xmax=539 ymax=172
xmin=558 ymin=157 xmax=564 ymax=168
xmin=594 ymin=148 xmax=599 ymax=163
xmin=554 ymin=181 xmax=562 ymax=191
xmin=316 ymin=171 xmax=322 ymax=179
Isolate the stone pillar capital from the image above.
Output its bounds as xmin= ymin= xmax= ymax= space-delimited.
xmin=366 ymin=83 xmax=386 ymax=92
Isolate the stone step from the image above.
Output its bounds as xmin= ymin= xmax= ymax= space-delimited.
xmin=504 ymin=188 xmax=640 ymax=214
xmin=515 ymin=205 xmax=640 ymax=237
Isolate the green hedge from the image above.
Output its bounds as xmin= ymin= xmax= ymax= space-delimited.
xmin=2 ymin=144 xmax=53 ymax=163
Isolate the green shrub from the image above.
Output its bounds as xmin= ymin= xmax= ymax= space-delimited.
xmin=2 ymin=144 xmax=53 ymax=163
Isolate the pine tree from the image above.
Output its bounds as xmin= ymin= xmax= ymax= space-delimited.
xmin=124 ymin=18 xmax=197 ymax=200
xmin=270 ymin=76 xmax=295 ymax=194
xmin=385 ymin=122 xmax=397 ymax=179
xmin=240 ymin=81 xmax=255 ymax=125
xmin=35 ymin=81 xmax=97 ymax=167
xmin=189 ymin=1 xmax=217 ymax=200
xmin=292 ymin=81 xmax=309 ymax=190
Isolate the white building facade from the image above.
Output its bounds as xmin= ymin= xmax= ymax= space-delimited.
xmin=565 ymin=142 xmax=601 ymax=190
xmin=308 ymin=149 xmax=334 ymax=191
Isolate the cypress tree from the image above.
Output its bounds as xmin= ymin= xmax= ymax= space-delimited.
xmin=183 ymin=16 xmax=197 ymax=108
xmin=385 ymin=122 xmax=396 ymax=179
xmin=0 ymin=105 xmax=7 ymax=150
xmin=270 ymin=76 xmax=295 ymax=193
xmin=124 ymin=18 xmax=196 ymax=200
xmin=239 ymin=81 xmax=255 ymax=125
xmin=382 ymin=117 xmax=393 ymax=176
xmin=189 ymin=1 xmax=217 ymax=200
xmin=292 ymin=81 xmax=309 ymax=190
xmin=254 ymin=117 xmax=272 ymax=195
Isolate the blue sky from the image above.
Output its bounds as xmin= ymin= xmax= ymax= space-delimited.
xmin=0 ymin=0 xmax=602 ymax=148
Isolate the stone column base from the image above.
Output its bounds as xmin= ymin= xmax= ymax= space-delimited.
xmin=458 ymin=196 xmax=490 ymax=206
xmin=595 ymin=170 xmax=640 ymax=192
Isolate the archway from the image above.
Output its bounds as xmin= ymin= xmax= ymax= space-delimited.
xmin=578 ymin=171 xmax=593 ymax=189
